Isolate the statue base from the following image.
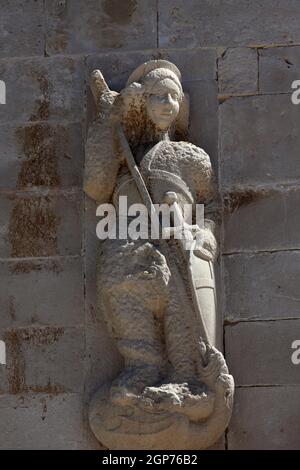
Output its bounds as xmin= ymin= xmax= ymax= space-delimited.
xmin=89 ymin=364 xmax=234 ymax=450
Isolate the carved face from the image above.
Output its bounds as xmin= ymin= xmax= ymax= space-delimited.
xmin=146 ymin=78 xmax=181 ymax=131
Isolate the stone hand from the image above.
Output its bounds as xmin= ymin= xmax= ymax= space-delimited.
xmin=193 ymin=227 xmax=218 ymax=262
xmin=89 ymin=69 xmax=111 ymax=110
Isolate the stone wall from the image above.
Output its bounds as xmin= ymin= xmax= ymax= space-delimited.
xmin=0 ymin=0 xmax=299 ymax=449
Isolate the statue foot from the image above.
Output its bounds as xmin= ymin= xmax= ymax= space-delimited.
xmin=140 ymin=381 xmax=215 ymax=421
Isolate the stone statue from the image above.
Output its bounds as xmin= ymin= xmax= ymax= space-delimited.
xmin=84 ymin=60 xmax=234 ymax=450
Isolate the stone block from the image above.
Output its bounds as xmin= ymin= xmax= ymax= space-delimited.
xmin=0 ymin=393 xmax=84 ymax=449
xmin=0 ymin=257 xmax=84 ymax=329
xmin=0 ymin=0 xmax=44 ymax=59
xmin=259 ymin=46 xmax=300 ymax=93
xmin=223 ymin=189 xmax=300 ymax=253
xmin=0 ymin=191 xmax=82 ymax=258
xmin=0 ymin=56 xmax=85 ymax=124
xmin=220 ymin=95 xmax=300 ymax=187
xmin=218 ymin=47 xmax=257 ymax=95
xmin=45 ymin=0 xmax=157 ymax=55
xmin=158 ymin=48 xmax=217 ymax=82
xmin=86 ymin=47 xmax=216 ymax=92
xmin=158 ymin=0 xmax=300 ymax=48
xmin=228 ymin=386 xmax=300 ymax=449
xmin=86 ymin=50 xmax=155 ymax=92
xmin=185 ymin=81 xmax=219 ymax=175
xmin=0 ymin=326 xmax=84 ymax=394
xmin=224 ymin=251 xmax=300 ymax=322
xmin=84 ymin=197 xmax=122 ymax=398
xmin=0 ymin=122 xmax=84 ymax=190
xmin=84 ymin=198 xmax=99 ymax=334
xmin=84 ymin=323 xmax=122 ymax=398
xmin=225 ymin=319 xmax=300 ymax=386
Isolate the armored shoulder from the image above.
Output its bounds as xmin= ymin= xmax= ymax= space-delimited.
xmin=172 ymin=141 xmax=216 ymax=203
xmin=142 ymin=140 xmax=216 ymax=203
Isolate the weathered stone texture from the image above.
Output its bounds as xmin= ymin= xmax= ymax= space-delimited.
xmin=0 ymin=123 xmax=83 ymax=190
xmin=225 ymin=319 xmax=300 ymax=386
xmin=84 ymin=198 xmax=122 ymax=397
xmin=159 ymin=0 xmax=300 ymax=48
xmin=228 ymin=386 xmax=300 ymax=449
xmin=84 ymin=59 xmax=232 ymax=450
xmin=220 ymin=95 xmax=300 ymax=187
xmin=86 ymin=50 xmax=219 ymax=172
xmin=0 ymin=57 xmax=85 ymax=124
xmin=0 ymin=257 xmax=84 ymax=329
xmin=223 ymin=189 xmax=300 ymax=253
xmin=85 ymin=323 xmax=122 ymax=397
xmin=0 ymin=0 xmax=298 ymax=451
xmin=0 ymin=0 xmax=44 ymax=59
xmin=259 ymin=46 xmax=300 ymax=93
xmin=218 ymin=48 xmax=258 ymax=95
xmin=224 ymin=251 xmax=300 ymax=322
xmin=86 ymin=48 xmax=216 ymax=92
xmin=0 ymin=192 xmax=82 ymax=258
xmin=45 ymin=0 xmax=157 ymax=55
xmin=0 ymin=326 xmax=84 ymax=395
xmin=158 ymin=48 xmax=217 ymax=82
xmin=186 ymin=81 xmax=219 ymax=174
xmin=86 ymin=50 xmax=155 ymax=91
xmin=207 ymin=437 xmax=225 ymax=450
xmin=0 ymin=393 xmax=84 ymax=449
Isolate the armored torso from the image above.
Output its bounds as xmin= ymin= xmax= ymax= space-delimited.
xmin=113 ymin=140 xmax=215 ymax=211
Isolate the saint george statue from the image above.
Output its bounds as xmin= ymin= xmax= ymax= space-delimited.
xmin=84 ymin=60 xmax=234 ymax=450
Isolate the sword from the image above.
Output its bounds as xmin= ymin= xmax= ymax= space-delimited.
xmin=117 ymin=125 xmax=210 ymax=368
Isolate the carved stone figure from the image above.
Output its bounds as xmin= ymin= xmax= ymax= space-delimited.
xmin=84 ymin=60 xmax=234 ymax=450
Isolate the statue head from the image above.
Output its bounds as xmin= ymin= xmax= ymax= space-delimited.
xmin=138 ymin=66 xmax=183 ymax=131
xmin=115 ymin=60 xmax=189 ymax=146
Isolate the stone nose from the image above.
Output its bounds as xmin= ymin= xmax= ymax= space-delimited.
xmin=161 ymin=93 xmax=173 ymax=105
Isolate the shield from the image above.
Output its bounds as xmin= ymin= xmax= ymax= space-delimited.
xmin=189 ymin=253 xmax=218 ymax=347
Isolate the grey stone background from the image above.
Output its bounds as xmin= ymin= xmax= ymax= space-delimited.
xmin=0 ymin=0 xmax=299 ymax=449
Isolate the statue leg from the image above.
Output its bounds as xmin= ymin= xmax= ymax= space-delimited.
xmin=98 ymin=240 xmax=170 ymax=405
xmin=104 ymin=289 xmax=165 ymax=404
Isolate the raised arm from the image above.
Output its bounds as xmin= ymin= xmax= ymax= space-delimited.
xmin=84 ymin=70 xmax=120 ymax=204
